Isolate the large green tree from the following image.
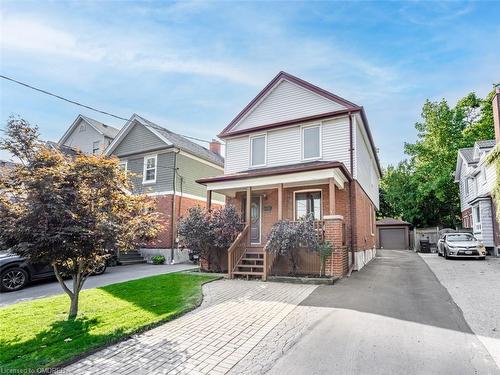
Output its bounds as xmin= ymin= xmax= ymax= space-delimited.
xmin=381 ymin=86 xmax=497 ymax=228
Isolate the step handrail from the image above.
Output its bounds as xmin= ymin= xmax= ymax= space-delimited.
xmin=227 ymin=224 xmax=250 ymax=279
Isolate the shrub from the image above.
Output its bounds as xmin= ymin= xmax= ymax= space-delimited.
xmin=151 ymin=255 xmax=166 ymax=265
xmin=178 ymin=205 xmax=242 ymax=272
xmin=266 ymin=215 xmax=319 ymax=274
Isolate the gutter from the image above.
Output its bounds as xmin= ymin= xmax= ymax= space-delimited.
xmin=349 ymin=112 xmax=356 ymax=272
xmin=171 ymin=148 xmax=180 ymax=263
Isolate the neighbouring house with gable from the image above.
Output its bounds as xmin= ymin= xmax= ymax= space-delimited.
xmin=58 ymin=114 xmax=120 ymax=155
xmin=455 ymin=87 xmax=500 ymax=256
xmin=198 ymin=71 xmax=382 ymax=279
xmin=105 ymin=113 xmax=225 ymax=262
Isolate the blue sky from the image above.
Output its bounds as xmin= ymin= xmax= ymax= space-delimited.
xmin=1 ymin=1 xmax=499 ymax=165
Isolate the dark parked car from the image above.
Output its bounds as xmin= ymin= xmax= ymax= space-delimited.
xmin=437 ymin=233 xmax=487 ymax=259
xmin=0 ymin=251 xmax=106 ymax=292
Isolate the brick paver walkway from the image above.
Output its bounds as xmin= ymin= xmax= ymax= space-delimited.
xmin=64 ymin=279 xmax=317 ymax=375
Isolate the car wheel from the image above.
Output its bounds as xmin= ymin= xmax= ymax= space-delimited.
xmin=1 ymin=267 xmax=29 ymax=292
xmin=92 ymin=263 xmax=107 ymax=275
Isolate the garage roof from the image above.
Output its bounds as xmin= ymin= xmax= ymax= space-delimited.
xmin=376 ymin=218 xmax=411 ymax=226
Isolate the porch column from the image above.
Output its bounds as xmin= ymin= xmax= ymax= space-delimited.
xmin=206 ymin=190 xmax=212 ymax=211
xmin=246 ymin=187 xmax=251 ymax=245
xmin=324 ymin=215 xmax=348 ymax=277
xmin=328 ymin=178 xmax=336 ymax=216
xmin=277 ymin=183 xmax=283 ymax=220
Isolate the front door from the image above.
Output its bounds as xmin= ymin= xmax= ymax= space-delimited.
xmin=250 ymin=196 xmax=261 ymax=244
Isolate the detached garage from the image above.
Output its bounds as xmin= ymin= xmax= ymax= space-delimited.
xmin=376 ymin=218 xmax=411 ymax=250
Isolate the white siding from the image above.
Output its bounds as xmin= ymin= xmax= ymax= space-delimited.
xmin=322 ymin=117 xmax=351 ymax=171
xmin=267 ymin=126 xmax=301 ymax=166
xmin=473 ymin=200 xmax=495 ymax=247
xmin=224 ymin=136 xmax=249 ymax=174
xmin=477 ymin=163 xmax=496 ymax=196
xmin=225 ymin=117 xmax=353 ymax=174
xmin=62 ymin=118 xmax=105 ymax=154
xmin=354 ymin=118 xmax=380 ymax=208
xmin=232 ymin=79 xmax=346 ymax=131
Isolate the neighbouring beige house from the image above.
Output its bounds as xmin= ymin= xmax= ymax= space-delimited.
xmin=198 ymin=71 xmax=382 ymax=279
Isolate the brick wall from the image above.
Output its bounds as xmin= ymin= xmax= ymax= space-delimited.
xmin=351 ymin=181 xmax=376 ymax=252
xmin=143 ymin=194 xmax=223 ymax=249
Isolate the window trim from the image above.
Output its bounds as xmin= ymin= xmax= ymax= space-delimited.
xmin=293 ymin=189 xmax=322 ymax=221
xmin=119 ymin=160 xmax=128 ymax=176
xmin=142 ymin=154 xmax=158 ymax=184
xmin=249 ymin=134 xmax=267 ymax=168
xmin=301 ymin=124 xmax=322 ymax=161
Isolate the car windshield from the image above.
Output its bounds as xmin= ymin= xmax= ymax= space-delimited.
xmin=447 ymin=234 xmax=474 ymax=242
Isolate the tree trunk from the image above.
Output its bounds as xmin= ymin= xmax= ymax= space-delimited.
xmin=68 ymin=293 xmax=79 ymax=319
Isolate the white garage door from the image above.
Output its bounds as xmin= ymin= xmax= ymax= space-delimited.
xmin=379 ymin=228 xmax=407 ymax=249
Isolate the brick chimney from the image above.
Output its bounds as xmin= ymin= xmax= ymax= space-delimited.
xmin=494 ymin=86 xmax=500 ymax=143
xmin=209 ymin=139 xmax=222 ymax=155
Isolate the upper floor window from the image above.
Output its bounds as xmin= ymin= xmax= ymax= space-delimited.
xmin=79 ymin=123 xmax=86 ymax=132
xmin=92 ymin=141 xmax=100 ymax=155
xmin=482 ymin=167 xmax=487 ymax=184
xmin=250 ymin=135 xmax=266 ymax=167
xmin=294 ymin=191 xmax=321 ymax=220
xmin=302 ymin=125 xmax=321 ymax=160
xmin=143 ymin=155 xmax=157 ymax=184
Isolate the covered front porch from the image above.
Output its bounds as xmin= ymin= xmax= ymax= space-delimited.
xmin=200 ymin=161 xmax=353 ymax=279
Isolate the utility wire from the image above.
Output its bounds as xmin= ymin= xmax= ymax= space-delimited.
xmin=0 ymin=74 xmax=219 ymax=144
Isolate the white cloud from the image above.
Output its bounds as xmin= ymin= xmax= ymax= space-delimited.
xmin=0 ymin=16 xmax=105 ymax=61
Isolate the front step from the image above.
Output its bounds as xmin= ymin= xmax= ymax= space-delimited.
xmin=119 ymin=250 xmax=146 ymax=265
xmin=232 ymin=249 xmax=266 ymax=279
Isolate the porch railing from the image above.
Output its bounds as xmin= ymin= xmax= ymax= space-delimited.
xmin=227 ymin=224 xmax=250 ymax=279
xmin=289 ymin=220 xmax=325 ymax=242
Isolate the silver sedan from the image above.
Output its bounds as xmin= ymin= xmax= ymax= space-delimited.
xmin=437 ymin=233 xmax=487 ymax=259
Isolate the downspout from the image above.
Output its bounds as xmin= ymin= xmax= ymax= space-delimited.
xmin=171 ymin=148 xmax=180 ymax=263
xmin=348 ymin=112 xmax=356 ymax=275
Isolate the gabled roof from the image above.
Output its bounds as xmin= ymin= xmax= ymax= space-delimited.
xmin=59 ymin=114 xmax=121 ymax=145
xmin=106 ymin=114 xmax=224 ymax=167
xmin=219 ymin=71 xmax=360 ymax=138
xmin=476 ymin=140 xmax=496 ymax=149
xmin=459 ymin=147 xmax=475 ymax=164
xmin=217 ymin=71 xmax=382 ymax=176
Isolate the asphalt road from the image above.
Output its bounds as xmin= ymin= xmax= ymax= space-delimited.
xmin=0 ymin=262 xmax=197 ymax=307
xmin=267 ymin=250 xmax=499 ymax=375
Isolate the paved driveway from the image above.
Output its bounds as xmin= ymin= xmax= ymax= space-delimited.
xmin=62 ymin=251 xmax=499 ymax=374
xmin=420 ymin=252 xmax=500 ymax=369
xmin=233 ymin=250 xmax=499 ymax=375
xmin=0 ymin=263 xmax=197 ymax=306
xmin=65 ymin=280 xmax=316 ymax=375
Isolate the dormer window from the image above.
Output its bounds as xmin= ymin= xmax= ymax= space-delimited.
xmin=250 ymin=135 xmax=266 ymax=167
xmin=302 ymin=125 xmax=321 ymax=160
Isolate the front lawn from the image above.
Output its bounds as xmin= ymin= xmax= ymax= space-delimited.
xmin=0 ymin=272 xmax=219 ymax=371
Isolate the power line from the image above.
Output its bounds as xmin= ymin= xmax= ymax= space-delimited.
xmin=0 ymin=74 xmax=218 ymax=144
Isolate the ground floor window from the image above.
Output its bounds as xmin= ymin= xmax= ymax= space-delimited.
xmin=294 ymin=191 xmax=321 ymax=220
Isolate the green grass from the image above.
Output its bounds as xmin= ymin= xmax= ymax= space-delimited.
xmin=0 ymin=272 xmax=219 ymax=370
